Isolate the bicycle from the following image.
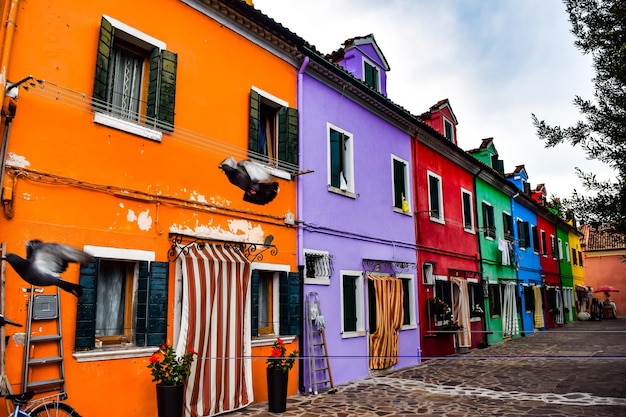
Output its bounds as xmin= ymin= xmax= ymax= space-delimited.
xmin=5 ymin=391 xmax=81 ymax=417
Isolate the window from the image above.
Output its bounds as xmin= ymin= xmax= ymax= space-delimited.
xmin=572 ymin=248 xmax=578 ymax=265
xmin=427 ymin=171 xmax=444 ymax=223
xmin=482 ymin=202 xmax=496 ymax=239
xmin=558 ymin=238 xmax=564 ymax=260
xmin=398 ymin=274 xmax=416 ymax=328
xmin=551 ymin=235 xmax=557 ymax=259
xmin=541 ymin=230 xmax=548 ymax=256
xmin=565 ymin=242 xmax=570 ymax=262
xmin=249 ymin=88 xmax=298 ymax=172
xmin=488 ymin=283 xmax=502 ymax=317
xmin=75 ymin=247 xmax=164 ymax=351
xmin=578 ymin=251 xmax=583 ymax=266
xmin=93 ymin=16 xmax=177 ymax=141
xmin=328 ymin=124 xmax=355 ymax=194
xmin=461 ymin=189 xmax=474 ymax=232
xmin=303 ymin=249 xmax=333 ymax=285
xmin=422 ymin=263 xmax=435 ymax=285
xmin=251 ymin=266 xmax=301 ymax=338
xmin=341 ymin=271 xmax=364 ymax=335
xmin=502 ymin=213 xmax=513 ymax=240
xmin=517 ymin=219 xmax=530 ymax=249
xmin=363 ymin=59 xmax=379 ymax=91
xmin=434 ymin=279 xmax=452 ymax=323
xmin=469 ymin=282 xmax=484 ymax=318
xmin=531 ymin=225 xmax=540 ymax=254
xmin=443 ymin=117 xmax=455 ymax=143
xmin=392 ymin=156 xmax=411 ymax=213
xmin=523 ymin=286 xmax=535 ymax=312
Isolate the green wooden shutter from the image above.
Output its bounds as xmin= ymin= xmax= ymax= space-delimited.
xmin=329 ymin=130 xmax=342 ymax=188
xmin=250 ymin=270 xmax=260 ymax=337
xmin=148 ymin=261 xmax=168 ymax=346
xmin=136 ymin=261 xmax=149 ymax=346
xmin=147 ymin=49 xmax=177 ymax=133
xmin=249 ymin=89 xmax=261 ymax=157
xmin=393 ymin=159 xmax=405 ymax=209
xmin=93 ymin=17 xmax=114 ymax=112
xmin=277 ymin=106 xmax=298 ymax=168
xmin=279 ymin=272 xmax=301 ymax=336
xmin=342 ymin=275 xmax=358 ymax=332
xmin=75 ymin=259 xmax=100 ymax=350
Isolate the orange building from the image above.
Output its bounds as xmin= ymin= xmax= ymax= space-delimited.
xmin=0 ymin=0 xmax=304 ymax=415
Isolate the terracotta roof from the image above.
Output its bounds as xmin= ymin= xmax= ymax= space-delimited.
xmin=467 ymin=137 xmax=494 ymax=153
xmin=581 ymin=224 xmax=626 ymax=251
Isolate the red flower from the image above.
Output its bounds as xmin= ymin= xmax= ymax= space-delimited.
xmin=271 ymin=347 xmax=281 ymax=357
xmin=149 ymin=354 xmax=160 ymax=364
xmin=276 ymin=337 xmax=284 ymax=346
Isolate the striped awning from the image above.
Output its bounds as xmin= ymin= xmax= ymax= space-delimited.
xmin=176 ymin=244 xmax=253 ymax=417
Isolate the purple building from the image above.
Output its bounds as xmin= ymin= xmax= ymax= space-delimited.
xmin=297 ymin=35 xmax=422 ymax=389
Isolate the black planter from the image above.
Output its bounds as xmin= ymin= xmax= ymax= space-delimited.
xmin=156 ymin=383 xmax=184 ymax=417
xmin=266 ymin=368 xmax=288 ymax=413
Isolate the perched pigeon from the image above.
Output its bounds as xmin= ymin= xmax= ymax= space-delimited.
xmin=219 ymin=157 xmax=279 ymax=205
xmin=3 ymin=240 xmax=93 ymax=297
xmin=0 ymin=315 xmax=21 ymax=327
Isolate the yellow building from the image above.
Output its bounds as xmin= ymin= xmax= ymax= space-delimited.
xmin=0 ymin=0 xmax=304 ymax=415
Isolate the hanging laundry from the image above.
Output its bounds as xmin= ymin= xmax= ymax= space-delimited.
xmin=498 ymin=238 xmax=510 ymax=265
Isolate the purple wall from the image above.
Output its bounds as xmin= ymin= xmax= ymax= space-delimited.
xmin=298 ymin=71 xmax=419 ymax=386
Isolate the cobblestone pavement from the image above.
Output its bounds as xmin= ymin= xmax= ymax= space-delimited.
xmin=234 ymin=318 xmax=626 ymax=416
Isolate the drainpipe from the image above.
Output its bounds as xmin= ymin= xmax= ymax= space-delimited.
xmin=0 ymin=0 xmax=19 ymax=195
xmin=295 ymin=55 xmax=309 ymax=394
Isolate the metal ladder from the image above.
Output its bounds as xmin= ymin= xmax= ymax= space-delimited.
xmin=21 ymin=286 xmax=67 ymax=398
xmin=305 ymin=292 xmax=336 ymax=395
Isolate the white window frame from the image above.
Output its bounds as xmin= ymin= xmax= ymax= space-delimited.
xmin=362 ymin=56 xmax=381 ymax=92
xmin=540 ymin=229 xmax=548 ymax=257
xmin=398 ymin=273 xmax=417 ymax=330
xmin=443 ymin=116 xmax=455 ymax=143
xmin=427 ymin=170 xmax=444 ymax=224
xmin=340 ymin=270 xmax=365 ymax=338
xmin=74 ymin=246 xmax=156 ymax=362
xmin=422 ymin=262 xmax=435 ymax=285
xmin=93 ymin=15 xmax=166 ymax=142
xmin=303 ymin=249 xmax=331 ymax=285
xmin=461 ymin=188 xmax=475 ymax=233
xmin=482 ymin=201 xmax=496 ymax=240
xmin=391 ymin=154 xmax=411 ymax=215
xmin=249 ymin=262 xmax=290 ymax=341
xmin=327 ymin=123 xmax=356 ymax=197
xmin=565 ymin=241 xmax=570 ymax=262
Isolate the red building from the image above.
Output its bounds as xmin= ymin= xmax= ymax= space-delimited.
xmin=416 ymin=100 xmax=483 ymax=357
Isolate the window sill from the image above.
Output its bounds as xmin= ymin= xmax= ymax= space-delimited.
xmin=463 ymin=228 xmax=476 ymax=234
xmin=327 ymin=186 xmax=357 ymax=199
xmin=94 ymin=112 xmax=163 ymax=142
xmin=429 ymin=216 xmax=445 ymax=225
xmin=251 ymin=335 xmax=296 ymax=348
xmin=401 ymin=324 xmax=417 ymax=331
xmin=393 ymin=207 xmax=412 ymax=216
xmin=73 ymin=345 xmax=157 ymax=363
xmin=341 ymin=331 xmax=366 ymax=339
xmin=304 ymin=277 xmax=330 ymax=286
xmin=469 ymin=317 xmax=482 ymax=322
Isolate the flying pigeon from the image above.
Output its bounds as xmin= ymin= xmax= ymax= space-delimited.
xmin=3 ymin=240 xmax=93 ymax=297
xmin=0 ymin=315 xmax=21 ymax=327
xmin=219 ymin=157 xmax=280 ymax=205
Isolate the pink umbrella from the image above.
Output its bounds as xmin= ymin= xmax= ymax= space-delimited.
xmin=594 ymin=285 xmax=620 ymax=293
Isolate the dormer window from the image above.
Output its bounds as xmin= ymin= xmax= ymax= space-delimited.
xmin=363 ymin=59 xmax=379 ymax=91
xmin=443 ymin=117 xmax=455 ymax=142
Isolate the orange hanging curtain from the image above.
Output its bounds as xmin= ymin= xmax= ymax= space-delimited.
xmin=367 ymin=275 xmax=404 ymax=370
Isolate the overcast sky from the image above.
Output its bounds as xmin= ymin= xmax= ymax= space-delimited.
xmin=253 ymin=0 xmax=614 ymax=200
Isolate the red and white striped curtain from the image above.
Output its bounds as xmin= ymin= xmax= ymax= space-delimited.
xmin=176 ymin=244 xmax=253 ymax=417
xmin=367 ymin=275 xmax=404 ymax=370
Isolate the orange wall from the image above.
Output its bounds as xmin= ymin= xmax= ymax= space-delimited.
xmin=583 ymin=251 xmax=626 ymax=315
xmin=0 ymin=1 xmax=298 ymax=416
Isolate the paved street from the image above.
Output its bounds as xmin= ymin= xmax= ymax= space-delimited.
xmin=237 ymin=318 xmax=626 ymax=416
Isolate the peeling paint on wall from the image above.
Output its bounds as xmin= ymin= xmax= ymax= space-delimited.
xmin=5 ymin=152 xmax=30 ymax=168
xmin=137 ymin=209 xmax=152 ymax=231
xmin=170 ymin=218 xmax=265 ymax=243
xmin=190 ymin=191 xmax=208 ymax=204
xmin=127 ymin=209 xmax=136 ymax=222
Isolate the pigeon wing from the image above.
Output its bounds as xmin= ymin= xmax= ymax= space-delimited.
xmin=31 ymin=243 xmax=93 ymax=274
xmin=239 ymin=160 xmax=272 ymax=183
xmin=26 ymin=240 xmax=44 ymax=259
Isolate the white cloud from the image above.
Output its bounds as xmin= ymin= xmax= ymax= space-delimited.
xmin=254 ymin=0 xmax=615 ymax=199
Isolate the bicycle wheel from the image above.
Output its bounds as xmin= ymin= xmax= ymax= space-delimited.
xmin=28 ymin=401 xmax=81 ymax=417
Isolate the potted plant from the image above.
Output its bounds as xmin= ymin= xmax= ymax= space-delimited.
xmin=148 ymin=343 xmax=197 ymax=417
xmin=427 ymin=297 xmax=463 ymax=335
xmin=265 ymin=338 xmax=299 ymax=413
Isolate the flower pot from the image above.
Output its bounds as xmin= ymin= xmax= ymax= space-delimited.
xmin=266 ymin=368 xmax=289 ymax=413
xmin=156 ymin=383 xmax=184 ymax=417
